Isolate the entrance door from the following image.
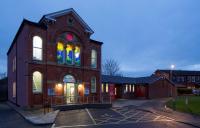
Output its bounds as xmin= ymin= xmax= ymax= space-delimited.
xmin=66 ymin=83 xmax=75 ymax=103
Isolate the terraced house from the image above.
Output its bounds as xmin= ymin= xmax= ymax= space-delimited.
xmin=7 ymin=8 xmax=102 ymax=107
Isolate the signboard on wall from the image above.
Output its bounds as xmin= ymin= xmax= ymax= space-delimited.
xmin=48 ymin=88 xmax=55 ymax=96
xmin=84 ymin=87 xmax=89 ymax=95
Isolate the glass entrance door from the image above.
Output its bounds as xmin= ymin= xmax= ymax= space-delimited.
xmin=66 ymin=83 xmax=75 ymax=103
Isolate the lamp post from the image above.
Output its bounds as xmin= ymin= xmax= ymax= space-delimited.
xmin=170 ymin=64 xmax=176 ymax=110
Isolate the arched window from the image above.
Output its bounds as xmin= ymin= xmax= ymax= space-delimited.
xmin=33 ymin=36 xmax=42 ymax=60
xmin=33 ymin=71 xmax=42 ymax=93
xmin=91 ymin=49 xmax=97 ymax=68
xmin=66 ymin=44 xmax=73 ymax=64
xmin=57 ymin=42 xmax=64 ymax=64
xmin=74 ymin=46 xmax=80 ymax=66
xmin=56 ymin=32 xmax=81 ymax=66
xmin=91 ymin=77 xmax=96 ymax=93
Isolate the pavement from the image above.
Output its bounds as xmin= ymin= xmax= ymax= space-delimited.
xmin=7 ymin=102 xmax=59 ymax=125
xmin=0 ymin=102 xmax=51 ymax=128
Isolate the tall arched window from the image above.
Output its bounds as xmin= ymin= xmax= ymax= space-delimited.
xmin=56 ymin=32 xmax=81 ymax=66
xmin=91 ymin=77 xmax=96 ymax=93
xmin=33 ymin=71 xmax=42 ymax=93
xmin=66 ymin=44 xmax=73 ymax=64
xmin=91 ymin=49 xmax=97 ymax=68
xmin=33 ymin=36 xmax=42 ymax=60
xmin=57 ymin=42 xmax=64 ymax=64
xmin=74 ymin=46 xmax=80 ymax=66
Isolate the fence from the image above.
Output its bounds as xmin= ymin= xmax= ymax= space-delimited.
xmin=45 ymin=95 xmax=112 ymax=107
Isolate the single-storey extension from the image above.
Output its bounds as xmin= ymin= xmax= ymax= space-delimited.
xmin=101 ymin=75 xmax=177 ymax=100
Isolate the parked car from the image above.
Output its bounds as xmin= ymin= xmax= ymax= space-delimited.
xmin=192 ymin=89 xmax=200 ymax=96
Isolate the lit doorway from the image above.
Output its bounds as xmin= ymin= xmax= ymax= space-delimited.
xmin=63 ymin=75 xmax=76 ymax=104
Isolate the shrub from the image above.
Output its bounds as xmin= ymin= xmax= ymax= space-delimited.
xmin=177 ymin=88 xmax=192 ymax=95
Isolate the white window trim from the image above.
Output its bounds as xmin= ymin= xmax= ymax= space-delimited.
xmin=33 ymin=36 xmax=43 ymax=61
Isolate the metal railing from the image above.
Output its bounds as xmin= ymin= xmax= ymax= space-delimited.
xmin=47 ymin=95 xmax=112 ymax=107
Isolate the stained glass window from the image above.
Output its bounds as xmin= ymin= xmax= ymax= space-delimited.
xmin=74 ymin=46 xmax=80 ymax=66
xmin=66 ymin=44 xmax=73 ymax=64
xmin=57 ymin=42 xmax=64 ymax=64
xmin=57 ymin=32 xmax=81 ymax=66
xmin=33 ymin=71 xmax=42 ymax=93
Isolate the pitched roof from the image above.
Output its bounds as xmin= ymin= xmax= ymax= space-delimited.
xmin=7 ymin=19 xmax=47 ymax=55
xmin=39 ymin=8 xmax=94 ymax=34
xmin=102 ymin=75 xmax=162 ymax=85
xmin=156 ymin=69 xmax=200 ymax=76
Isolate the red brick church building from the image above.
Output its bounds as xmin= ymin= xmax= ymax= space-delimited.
xmin=7 ymin=8 xmax=102 ymax=107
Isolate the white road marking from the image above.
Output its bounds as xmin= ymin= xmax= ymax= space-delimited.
xmin=135 ymin=112 xmax=150 ymax=122
xmin=85 ymin=108 xmax=97 ymax=125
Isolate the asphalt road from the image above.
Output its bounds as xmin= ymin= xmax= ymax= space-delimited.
xmin=53 ymin=107 xmax=195 ymax=128
xmin=0 ymin=103 xmax=51 ymax=128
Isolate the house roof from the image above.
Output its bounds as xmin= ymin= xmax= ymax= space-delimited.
xmin=90 ymin=39 xmax=103 ymax=45
xmin=102 ymin=75 xmax=163 ymax=85
xmin=7 ymin=19 xmax=47 ymax=55
xmin=156 ymin=69 xmax=200 ymax=76
xmin=39 ymin=8 xmax=94 ymax=34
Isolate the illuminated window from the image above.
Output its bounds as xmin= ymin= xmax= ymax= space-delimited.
xmin=106 ymin=83 xmax=109 ymax=93
xmin=33 ymin=71 xmax=42 ymax=93
xmin=57 ymin=42 xmax=64 ymax=64
xmin=91 ymin=77 xmax=96 ymax=93
xmin=91 ymin=49 xmax=97 ymax=68
xmin=129 ymin=85 xmax=132 ymax=92
xmin=33 ymin=36 xmax=42 ymax=60
xmin=57 ymin=32 xmax=81 ymax=66
xmin=125 ymin=85 xmax=128 ymax=93
xmin=101 ymin=84 xmax=104 ymax=92
xmin=66 ymin=44 xmax=73 ymax=64
xmin=13 ymin=56 xmax=16 ymax=72
xmin=132 ymin=85 xmax=135 ymax=92
xmin=115 ymin=88 xmax=117 ymax=95
xmin=74 ymin=46 xmax=80 ymax=66
xmin=12 ymin=82 xmax=16 ymax=98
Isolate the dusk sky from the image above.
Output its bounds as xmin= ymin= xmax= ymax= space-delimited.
xmin=1 ymin=0 xmax=200 ymax=77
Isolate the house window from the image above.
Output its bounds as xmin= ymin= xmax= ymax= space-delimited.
xmin=187 ymin=76 xmax=191 ymax=82
xmin=91 ymin=77 xmax=96 ymax=93
xmin=125 ymin=85 xmax=128 ymax=93
xmin=33 ymin=36 xmax=42 ymax=60
xmin=129 ymin=85 xmax=132 ymax=92
xmin=57 ymin=42 xmax=64 ymax=64
xmin=132 ymin=85 xmax=135 ymax=92
xmin=192 ymin=76 xmax=195 ymax=82
xmin=106 ymin=83 xmax=109 ymax=93
xmin=12 ymin=82 xmax=16 ymax=98
xmin=91 ymin=49 xmax=97 ymax=68
xmin=115 ymin=88 xmax=117 ymax=95
xmin=33 ymin=71 xmax=42 ymax=93
xmin=101 ymin=84 xmax=104 ymax=93
xmin=13 ymin=56 xmax=16 ymax=72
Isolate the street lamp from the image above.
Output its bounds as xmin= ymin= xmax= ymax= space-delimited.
xmin=170 ymin=64 xmax=176 ymax=110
